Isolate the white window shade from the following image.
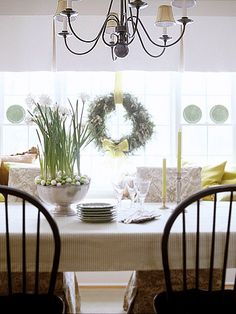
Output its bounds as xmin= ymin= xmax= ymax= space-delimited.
xmin=0 ymin=16 xmax=52 ymax=71
xmin=0 ymin=15 xmax=236 ymax=71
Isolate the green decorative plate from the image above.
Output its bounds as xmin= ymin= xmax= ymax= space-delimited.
xmin=6 ymin=104 xmax=26 ymax=123
xmin=183 ymin=104 xmax=202 ymax=124
xmin=210 ymin=105 xmax=229 ymax=124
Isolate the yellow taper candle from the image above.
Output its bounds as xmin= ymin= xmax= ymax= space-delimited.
xmin=162 ymin=158 xmax=167 ymax=199
xmin=177 ymin=129 xmax=182 ymax=175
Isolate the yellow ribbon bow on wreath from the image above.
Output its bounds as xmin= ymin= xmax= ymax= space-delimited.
xmin=102 ymin=138 xmax=129 ymax=158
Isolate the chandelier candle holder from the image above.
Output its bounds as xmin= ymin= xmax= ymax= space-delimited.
xmin=54 ymin=0 xmax=196 ymax=61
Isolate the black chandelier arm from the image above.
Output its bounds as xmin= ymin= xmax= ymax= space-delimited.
xmin=130 ymin=17 xmax=164 ymax=48
xmin=126 ymin=7 xmax=140 ymax=39
xmin=111 ymin=46 xmax=117 ymax=61
xmin=162 ymin=23 xmax=187 ymax=48
xmin=126 ymin=33 xmax=136 ymax=46
xmin=67 ymin=13 xmax=119 ymax=45
xmin=136 ymin=28 xmax=166 ymax=58
xmin=66 ymin=0 xmax=116 ymax=45
xmin=107 ymin=0 xmax=115 ymax=15
xmin=63 ymin=36 xmax=101 ymax=56
xmin=138 ymin=18 xmax=187 ymax=48
xmin=67 ymin=17 xmax=105 ymax=44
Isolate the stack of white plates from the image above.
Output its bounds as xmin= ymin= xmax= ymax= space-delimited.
xmin=77 ymin=202 xmax=117 ymax=223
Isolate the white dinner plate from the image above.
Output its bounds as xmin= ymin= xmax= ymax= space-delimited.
xmin=78 ymin=215 xmax=117 ymax=223
xmin=78 ymin=212 xmax=116 ymax=218
xmin=78 ymin=211 xmax=116 ymax=217
xmin=79 ymin=216 xmax=117 ymax=221
xmin=78 ymin=208 xmax=117 ymax=215
xmin=78 ymin=202 xmax=115 ymax=209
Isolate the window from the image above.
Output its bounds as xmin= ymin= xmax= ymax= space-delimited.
xmin=0 ymin=71 xmax=235 ymax=193
xmin=181 ymin=73 xmax=234 ymax=164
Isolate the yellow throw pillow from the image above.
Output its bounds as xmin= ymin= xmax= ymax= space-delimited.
xmin=0 ymin=162 xmax=10 ymax=185
xmin=220 ymin=168 xmax=236 ymax=201
xmin=201 ymin=161 xmax=227 ymax=200
xmin=201 ymin=161 xmax=227 ymax=188
xmin=221 ymin=169 xmax=236 ymax=183
xmin=0 ymin=193 xmax=5 ymax=202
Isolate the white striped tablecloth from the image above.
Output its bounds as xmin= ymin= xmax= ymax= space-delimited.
xmin=1 ymin=201 xmax=236 ymax=272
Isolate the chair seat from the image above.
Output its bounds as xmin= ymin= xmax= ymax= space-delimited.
xmin=0 ymin=293 xmax=64 ymax=314
xmin=154 ymin=289 xmax=236 ymax=314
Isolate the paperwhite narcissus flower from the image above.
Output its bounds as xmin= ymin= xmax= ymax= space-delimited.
xmin=25 ymin=94 xmax=35 ymax=109
xmin=80 ymin=93 xmax=90 ymax=103
xmin=39 ymin=94 xmax=52 ymax=107
xmin=24 ymin=115 xmax=34 ymax=125
xmin=58 ymin=106 xmax=70 ymax=117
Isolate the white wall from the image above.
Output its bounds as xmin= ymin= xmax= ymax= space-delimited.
xmin=0 ymin=14 xmax=236 ymax=71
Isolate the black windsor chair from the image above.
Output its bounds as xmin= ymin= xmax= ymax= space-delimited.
xmin=154 ymin=184 xmax=236 ymax=314
xmin=0 ymin=185 xmax=64 ymax=314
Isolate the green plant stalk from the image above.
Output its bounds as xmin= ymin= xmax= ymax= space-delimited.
xmin=30 ymin=99 xmax=95 ymax=182
xmin=69 ymin=98 xmax=95 ymax=176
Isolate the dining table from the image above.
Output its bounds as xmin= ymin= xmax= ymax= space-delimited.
xmin=1 ymin=200 xmax=236 ymax=313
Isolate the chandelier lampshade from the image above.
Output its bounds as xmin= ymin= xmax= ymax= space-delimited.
xmin=54 ymin=0 xmax=77 ymax=22
xmin=106 ymin=12 xmax=119 ymax=34
xmin=55 ymin=0 xmax=196 ymax=61
xmin=54 ymin=0 xmax=67 ymax=22
xmin=155 ymin=5 xmax=176 ymax=28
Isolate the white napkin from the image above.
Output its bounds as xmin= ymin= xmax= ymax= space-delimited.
xmin=120 ymin=210 xmax=161 ymax=224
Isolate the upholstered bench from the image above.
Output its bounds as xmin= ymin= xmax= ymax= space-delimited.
xmin=136 ymin=166 xmax=202 ymax=202
xmin=6 ymin=163 xmax=40 ymax=201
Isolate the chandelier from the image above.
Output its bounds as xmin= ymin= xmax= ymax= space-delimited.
xmin=54 ymin=0 xmax=196 ymax=61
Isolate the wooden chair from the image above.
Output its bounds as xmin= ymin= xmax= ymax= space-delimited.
xmin=0 ymin=185 xmax=64 ymax=314
xmin=154 ymin=184 xmax=236 ymax=314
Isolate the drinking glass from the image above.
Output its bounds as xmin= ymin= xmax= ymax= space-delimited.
xmin=112 ymin=180 xmax=125 ymax=209
xmin=134 ymin=179 xmax=151 ymax=211
xmin=126 ymin=177 xmax=137 ymax=209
